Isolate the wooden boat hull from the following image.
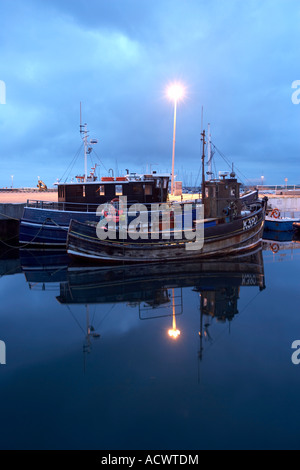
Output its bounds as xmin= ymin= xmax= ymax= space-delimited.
xmin=67 ymin=205 xmax=266 ymax=264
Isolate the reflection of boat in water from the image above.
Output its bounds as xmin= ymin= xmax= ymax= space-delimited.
xmin=18 ymin=247 xmax=266 ymax=368
xmin=263 ymin=229 xmax=300 ymax=243
xmin=20 ymin=249 xmax=70 ymax=285
xmin=55 ymin=248 xmax=265 ymax=306
xmin=0 ymin=247 xmax=21 ymax=277
xmin=19 ymin=247 xmax=265 ymax=304
xmin=262 ymin=229 xmax=300 ymax=256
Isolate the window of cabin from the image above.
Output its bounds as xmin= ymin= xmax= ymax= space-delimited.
xmin=163 ymin=178 xmax=168 ymax=189
xmin=132 ymin=184 xmax=143 ymax=195
xmin=97 ymin=185 xmax=105 ymax=196
xmin=156 ymin=179 xmax=162 ymax=188
xmin=83 ymin=185 xmax=86 ymax=197
xmin=115 ymin=184 xmax=123 ymax=196
xmin=144 ymin=184 xmax=153 ymax=196
xmin=230 ymin=187 xmax=236 ymax=197
xmin=58 ymin=186 xmax=65 ymax=198
xmin=75 ymin=186 xmax=83 ymax=197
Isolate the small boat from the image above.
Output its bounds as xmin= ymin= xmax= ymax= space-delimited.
xmin=66 ymin=133 xmax=268 ymax=264
xmin=264 ymin=208 xmax=300 ymax=232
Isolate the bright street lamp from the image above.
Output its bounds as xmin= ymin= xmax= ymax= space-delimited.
xmin=167 ymin=82 xmax=185 ymax=195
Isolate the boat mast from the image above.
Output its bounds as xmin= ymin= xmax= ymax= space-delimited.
xmin=201 ymin=130 xmax=206 ymax=202
xmin=80 ymin=102 xmax=88 ymax=183
xmin=207 ymin=124 xmax=212 ymax=181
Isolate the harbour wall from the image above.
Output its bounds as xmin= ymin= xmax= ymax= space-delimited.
xmin=0 ymin=203 xmax=25 ymax=242
xmin=264 ymin=196 xmax=300 ymax=217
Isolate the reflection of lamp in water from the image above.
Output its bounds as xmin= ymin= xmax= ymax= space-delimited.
xmin=168 ymin=289 xmax=181 ymax=339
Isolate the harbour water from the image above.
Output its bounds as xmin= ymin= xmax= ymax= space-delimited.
xmin=0 ymin=234 xmax=300 ymax=450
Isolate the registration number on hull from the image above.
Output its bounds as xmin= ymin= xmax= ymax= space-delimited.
xmin=243 ymin=215 xmax=258 ymax=231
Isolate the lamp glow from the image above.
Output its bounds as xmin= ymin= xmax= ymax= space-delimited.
xmin=166 ymin=82 xmax=186 ymax=196
xmin=167 ymin=83 xmax=185 ymax=102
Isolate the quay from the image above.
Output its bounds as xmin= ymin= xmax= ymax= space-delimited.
xmin=259 ymin=192 xmax=300 ymax=217
xmin=0 ymin=191 xmax=57 ymax=244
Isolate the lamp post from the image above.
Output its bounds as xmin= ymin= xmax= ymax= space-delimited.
xmin=167 ymin=83 xmax=185 ymax=195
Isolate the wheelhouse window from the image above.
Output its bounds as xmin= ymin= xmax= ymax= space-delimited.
xmin=75 ymin=185 xmax=83 ymax=197
xmin=144 ymin=184 xmax=153 ymax=196
xmin=58 ymin=186 xmax=65 ymax=198
xmin=132 ymin=184 xmax=143 ymax=195
xmin=115 ymin=184 xmax=123 ymax=196
xmin=97 ymin=185 xmax=105 ymax=196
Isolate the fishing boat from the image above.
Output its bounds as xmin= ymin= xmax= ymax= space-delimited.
xmin=19 ymin=118 xmax=170 ymax=248
xmin=264 ymin=208 xmax=300 ymax=232
xmin=66 ymin=131 xmax=268 ymax=264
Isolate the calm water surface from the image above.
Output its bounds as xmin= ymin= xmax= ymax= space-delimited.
xmin=0 ymin=236 xmax=300 ymax=450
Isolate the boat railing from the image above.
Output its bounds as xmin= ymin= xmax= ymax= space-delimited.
xmin=26 ymin=199 xmax=203 ymax=214
xmin=26 ymin=200 xmax=102 ymax=212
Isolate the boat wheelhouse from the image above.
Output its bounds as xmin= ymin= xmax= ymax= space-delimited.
xmin=57 ymin=172 xmax=170 ymax=209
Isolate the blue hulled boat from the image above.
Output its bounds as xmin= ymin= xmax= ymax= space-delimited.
xmin=264 ymin=209 xmax=300 ymax=232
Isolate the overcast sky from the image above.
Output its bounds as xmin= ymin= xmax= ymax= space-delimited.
xmin=0 ymin=0 xmax=299 ymax=188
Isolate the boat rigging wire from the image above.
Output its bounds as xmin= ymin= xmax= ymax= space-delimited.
xmin=210 ymin=141 xmax=252 ymax=187
xmin=65 ymin=304 xmax=86 ymax=335
xmin=92 ymin=149 xmax=110 ymax=175
xmin=59 ymin=143 xmax=84 ymax=183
